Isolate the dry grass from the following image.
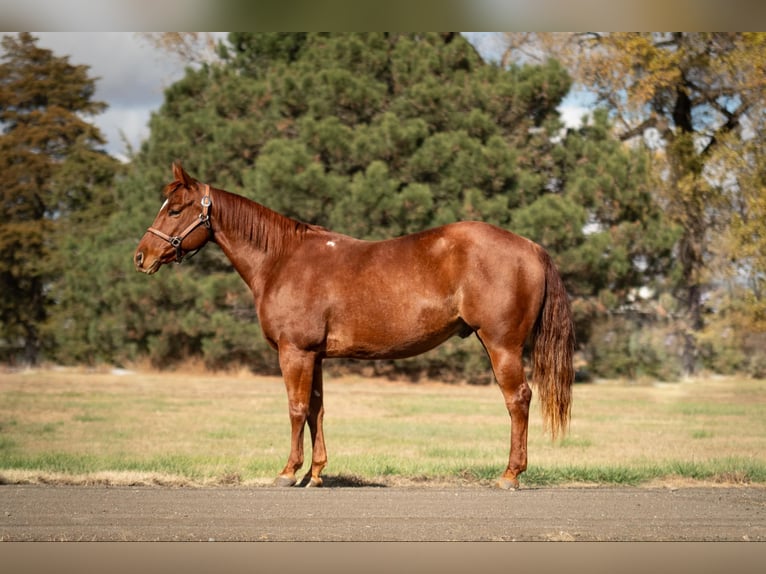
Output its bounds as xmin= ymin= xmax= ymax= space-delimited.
xmin=1 ymin=367 xmax=764 ymax=487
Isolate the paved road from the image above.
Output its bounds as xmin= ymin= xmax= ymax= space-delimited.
xmin=1 ymin=484 xmax=764 ymax=541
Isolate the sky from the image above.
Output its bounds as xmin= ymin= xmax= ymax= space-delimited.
xmin=33 ymin=32 xmax=207 ymax=162
xmin=29 ymin=32 xmax=593 ymax=162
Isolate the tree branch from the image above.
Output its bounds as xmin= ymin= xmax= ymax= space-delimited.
xmin=617 ymin=117 xmax=661 ymax=142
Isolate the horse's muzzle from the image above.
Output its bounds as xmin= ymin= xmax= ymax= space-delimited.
xmin=134 ymin=250 xmax=160 ymax=274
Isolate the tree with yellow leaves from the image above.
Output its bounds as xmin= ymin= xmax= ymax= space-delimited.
xmin=503 ymin=32 xmax=766 ymax=376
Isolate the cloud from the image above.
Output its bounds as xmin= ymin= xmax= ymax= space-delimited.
xmin=31 ymin=32 xmax=187 ymax=159
xmin=558 ymin=103 xmax=592 ymax=129
xmin=97 ymin=106 xmax=155 ymax=163
xmin=558 ymin=89 xmax=597 ymax=129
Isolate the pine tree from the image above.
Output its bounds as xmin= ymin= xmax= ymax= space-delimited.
xmin=0 ymin=32 xmax=117 ymax=364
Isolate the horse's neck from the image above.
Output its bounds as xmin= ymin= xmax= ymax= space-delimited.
xmin=210 ymin=188 xmax=306 ymax=294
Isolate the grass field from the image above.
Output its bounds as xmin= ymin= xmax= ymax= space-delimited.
xmin=1 ymin=367 xmax=764 ymax=487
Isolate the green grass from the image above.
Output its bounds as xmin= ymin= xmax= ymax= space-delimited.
xmin=2 ymin=452 xmax=763 ymax=488
xmin=1 ymin=369 xmax=765 ymax=487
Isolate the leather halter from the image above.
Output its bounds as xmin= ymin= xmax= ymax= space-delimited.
xmin=147 ymin=184 xmax=212 ymax=263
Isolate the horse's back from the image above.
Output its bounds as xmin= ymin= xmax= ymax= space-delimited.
xmin=356 ymin=220 xmax=543 ymax=268
xmin=293 ymin=219 xmax=547 ymax=311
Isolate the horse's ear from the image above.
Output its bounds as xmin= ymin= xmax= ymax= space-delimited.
xmin=172 ymin=161 xmax=194 ymax=187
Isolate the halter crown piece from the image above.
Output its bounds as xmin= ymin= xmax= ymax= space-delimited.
xmin=147 ymin=184 xmax=212 ymax=263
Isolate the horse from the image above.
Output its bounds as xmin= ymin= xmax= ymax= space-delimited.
xmin=134 ymin=162 xmax=575 ymax=490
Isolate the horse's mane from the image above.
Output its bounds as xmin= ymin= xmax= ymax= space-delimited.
xmin=212 ymin=187 xmax=322 ymax=255
xmin=162 ymin=180 xmax=321 ymax=254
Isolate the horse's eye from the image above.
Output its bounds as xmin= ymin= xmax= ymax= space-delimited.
xmin=168 ymin=209 xmax=181 ymax=217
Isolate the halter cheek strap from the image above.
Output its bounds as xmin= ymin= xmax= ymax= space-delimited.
xmin=147 ymin=185 xmax=212 ymax=263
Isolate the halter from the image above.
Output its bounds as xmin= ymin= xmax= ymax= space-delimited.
xmin=147 ymin=184 xmax=213 ymax=263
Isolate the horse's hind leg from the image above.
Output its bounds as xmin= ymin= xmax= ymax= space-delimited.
xmin=480 ymin=335 xmax=532 ymax=490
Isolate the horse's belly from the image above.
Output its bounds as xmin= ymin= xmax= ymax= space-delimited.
xmin=324 ymin=305 xmax=468 ymax=360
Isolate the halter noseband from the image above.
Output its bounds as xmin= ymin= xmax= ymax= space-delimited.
xmin=147 ymin=184 xmax=213 ymax=263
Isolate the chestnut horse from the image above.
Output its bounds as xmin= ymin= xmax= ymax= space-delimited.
xmin=134 ymin=163 xmax=574 ymax=489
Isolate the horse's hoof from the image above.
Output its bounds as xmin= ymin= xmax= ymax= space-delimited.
xmin=274 ymin=474 xmax=297 ymax=487
xmin=495 ymin=477 xmax=519 ymax=491
xmin=306 ymin=477 xmax=323 ymax=488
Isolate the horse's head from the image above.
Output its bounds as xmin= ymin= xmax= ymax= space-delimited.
xmin=134 ymin=162 xmax=213 ymax=274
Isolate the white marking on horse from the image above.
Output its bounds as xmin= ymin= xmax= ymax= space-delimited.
xmin=326 ymin=241 xmax=336 ymax=247
xmin=159 ymin=199 xmax=169 ymax=214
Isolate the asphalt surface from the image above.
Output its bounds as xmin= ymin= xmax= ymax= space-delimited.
xmin=1 ymin=484 xmax=765 ymax=541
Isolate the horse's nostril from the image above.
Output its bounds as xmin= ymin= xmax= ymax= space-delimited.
xmin=135 ymin=251 xmax=144 ymax=267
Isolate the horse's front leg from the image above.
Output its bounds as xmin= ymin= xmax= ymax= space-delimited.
xmin=305 ymin=360 xmax=327 ymax=487
xmin=274 ymin=343 xmax=326 ymax=487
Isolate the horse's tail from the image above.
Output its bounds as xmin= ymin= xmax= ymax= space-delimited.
xmin=531 ymin=247 xmax=575 ymax=440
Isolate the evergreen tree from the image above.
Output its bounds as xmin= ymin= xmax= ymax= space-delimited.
xmin=179 ymin=32 xmax=573 ymax=235
xmin=0 ymin=32 xmax=118 ymax=364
